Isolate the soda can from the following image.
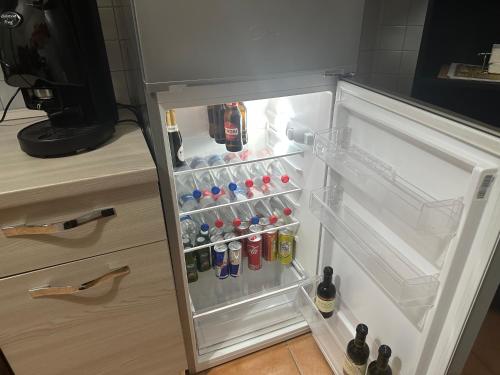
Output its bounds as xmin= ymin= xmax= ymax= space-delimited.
xmin=209 ymin=227 xmax=224 ymax=237
xmin=247 ymin=234 xmax=262 ymax=270
xmin=249 ymin=224 xmax=262 ymax=234
xmin=213 ymin=243 xmax=229 ymax=279
xmin=224 ymin=232 xmax=237 ymax=241
xmin=210 ymin=234 xmax=224 ymax=269
xmin=235 ymin=222 xmax=250 ymax=257
xmin=228 ymin=241 xmax=242 ymax=277
xmin=278 ymin=229 xmax=294 ymax=265
xmin=262 ymin=225 xmax=278 ymax=261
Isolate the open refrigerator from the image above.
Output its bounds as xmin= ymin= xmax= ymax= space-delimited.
xmin=128 ymin=1 xmax=500 ymax=374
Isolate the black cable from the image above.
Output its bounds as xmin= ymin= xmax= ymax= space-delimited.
xmin=116 ymin=118 xmax=140 ymax=125
xmin=0 ymin=88 xmax=21 ymax=123
xmin=116 ymin=102 xmax=143 ymax=126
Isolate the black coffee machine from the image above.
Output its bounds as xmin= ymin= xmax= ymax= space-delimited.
xmin=0 ymin=0 xmax=117 ymax=157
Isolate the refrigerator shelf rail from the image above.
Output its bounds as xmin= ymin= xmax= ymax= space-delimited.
xmin=179 ymin=181 xmax=302 ymax=217
xmin=310 ymin=186 xmax=440 ymax=310
xmin=183 ymin=220 xmax=300 ymax=253
xmin=313 ymin=128 xmax=464 ymax=267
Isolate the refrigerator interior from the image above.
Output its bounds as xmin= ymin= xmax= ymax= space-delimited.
xmin=158 ymin=81 xmax=499 ymax=373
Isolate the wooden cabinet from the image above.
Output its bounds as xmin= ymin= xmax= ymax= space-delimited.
xmin=0 ymin=241 xmax=186 ymax=375
xmin=0 ymin=121 xmax=187 ymax=375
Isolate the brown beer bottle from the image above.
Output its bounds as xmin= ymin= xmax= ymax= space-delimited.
xmin=207 ymin=105 xmax=215 ymax=138
xmin=238 ymin=101 xmax=248 ymax=145
xmin=224 ymin=102 xmax=243 ymax=152
xmin=214 ymin=104 xmax=226 ymax=144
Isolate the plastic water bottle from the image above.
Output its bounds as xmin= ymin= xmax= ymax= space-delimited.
xmin=180 ymin=215 xmax=198 ymax=242
xmin=213 ymin=167 xmax=246 ymax=202
xmin=252 ymin=199 xmax=278 ymax=225
xmin=207 ymin=154 xmax=226 ymax=167
xmin=267 ymin=159 xmax=290 ymax=184
xmin=233 ymin=203 xmax=260 ymax=225
xmin=247 ymin=162 xmax=271 ymax=188
xmin=176 ymin=174 xmax=199 ymax=212
xmin=209 ymin=169 xmax=232 ymax=205
xmin=219 ymin=206 xmax=242 ymax=230
xmin=270 ymin=196 xmax=294 ymax=223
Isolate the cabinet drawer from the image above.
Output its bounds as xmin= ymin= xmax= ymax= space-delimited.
xmin=0 ymin=241 xmax=187 ymax=375
xmin=0 ymin=183 xmax=166 ymax=277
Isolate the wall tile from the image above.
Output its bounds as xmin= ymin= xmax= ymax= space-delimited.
xmin=97 ymin=0 xmax=113 ymax=7
xmin=397 ymin=74 xmax=414 ymax=95
xmin=0 ymin=81 xmax=26 ymax=110
xmin=359 ymin=0 xmax=383 ymax=50
xmin=111 ymin=71 xmax=130 ymax=104
xmin=407 ymin=0 xmax=429 ymax=25
xmin=114 ymin=6 xmax=129 ymax=40
xmin=373 ymin=51 xmax=402 ymax=73
xmin=105 ymin=40 xmax=124 ymax=71
xmin=98 ymin=7 xmax=118 ymax=40
xmin=400 ymin=51 xmax=418 ymax=75
xmin=357 ymin=51 xmax=374 ymax=74
xmin=381 ymin=0 xmax=410 ymax=25
xmin=377 ymin=26 xmax=406 ymax=50
xmin=404 ymin=26 xmax=423 ymax=50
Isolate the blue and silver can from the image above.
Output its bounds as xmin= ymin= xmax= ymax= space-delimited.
xmin=228 ymin=241 xmax=242 ymax=277
xmin=213 ymin=243 xmax=229 ymax=279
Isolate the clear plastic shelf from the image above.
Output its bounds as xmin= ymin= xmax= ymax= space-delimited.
xmin=314 ymin=129 xmax=464 ymax=267
xmin=310 ymin=186 xmax=440 ymax=308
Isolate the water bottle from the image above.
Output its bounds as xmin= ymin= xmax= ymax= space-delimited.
xmin=270 ymin=196 xmax=294 ymax=224
xmin=213 ymin=167 xmax=246 ymax=202
xmin=247 ymin=162 xmax=271 ymax=188
xmin=267 ymin=159 xmax=290 ymax=184
xmin=219 ymin=206 xmax=242 ymax=230
xmin=207 ymin=154 xmax=226 ymax=167
xmin=176 ymin=174 xmax=199 ymax=212
xmin=252 ymin=199 xmax=278 ymax=225
xmin=180 ymin=215 xmax=198 ymax=242
xmin=233 ymin=203 xmax=260 ymax=225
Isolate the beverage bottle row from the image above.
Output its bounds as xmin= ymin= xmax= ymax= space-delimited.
xmin=175 ymin=157 xmax=291 ymax=213
xmin=208 ymin=102 xmax=248 ymax=152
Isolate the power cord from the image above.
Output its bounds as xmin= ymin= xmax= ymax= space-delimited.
xmin=116 ymin=102 xmax=143 ymax=126
xmin=0 ymin=88 xmax=21 ymax=123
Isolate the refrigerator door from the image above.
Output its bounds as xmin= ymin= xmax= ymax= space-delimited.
xmin=131 ymin=0 xmax=364 ymax=87
xmin=305 ymin=81 xmax=500 ymax=374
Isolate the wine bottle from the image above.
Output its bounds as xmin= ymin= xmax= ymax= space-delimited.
xmin=165 ymin=109 xmax=186 ymax=168
xmin=314 ymin=266 xmax=336 ymax=318
xmin=367 ymin=345 xmax=392 ymax=375
xmin=343 ymin=324 xmax=370 ymax=375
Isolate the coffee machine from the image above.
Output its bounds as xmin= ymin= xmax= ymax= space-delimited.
xmin=0 ymin=0 xmax=117 ymax=157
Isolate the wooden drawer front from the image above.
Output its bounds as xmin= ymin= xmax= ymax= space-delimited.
xmin=0 ymin=183 xmax=166 ymax=277
xmin=0 ymin=241 xmax=187 ymax=375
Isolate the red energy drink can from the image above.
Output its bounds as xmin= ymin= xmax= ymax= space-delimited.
xmin=235 ymin=222 xmax=250 ymax=257
xmin=262 ymin=225 xmax=278 ymax=261
xmin=247 ymin=234 xmax=262 ymax=270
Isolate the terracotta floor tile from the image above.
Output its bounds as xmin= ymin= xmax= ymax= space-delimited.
xmin=470 ymin=310 xmax=500 ymax=374
xmin=462 ymin=352 xmax=494 ymax=375
xmin=205 ymin=342 xmax=300 ymax=375
xmin=287 ymin=334 xmax=333 ymax=375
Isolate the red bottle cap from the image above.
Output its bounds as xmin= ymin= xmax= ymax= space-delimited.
xmin=215 ymin=219 xmax=224 ymax=228
xmin=269 ymin=215 xmax=278 ymax=224
xmin=245 ymin=179 xmax=254 ymax=188
xmin=281 ymin=175 xmax=290 ymax=183
xmin=262 ymin=175 xmax=271 ymax=184
xmin=232 ymin=218 xmax=242 ymax=227
xmin=283 ymin=207 xmax=292 ymax=216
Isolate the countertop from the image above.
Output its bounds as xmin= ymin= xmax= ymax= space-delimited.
xmin=0 ymin=116 xmax=156 ymax=209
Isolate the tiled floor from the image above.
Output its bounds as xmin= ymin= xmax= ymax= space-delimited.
xmin=200 ymin=333 xmax=333 ymax=375
xmin=462 ymin=309 xmax=500 ymax=375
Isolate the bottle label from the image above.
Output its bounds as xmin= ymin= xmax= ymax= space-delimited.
xmin=177 ymin=145 xmax=185 ymax=162
xmin=224 ymin=121 xmax=239 ymax=141
xmin=315 ymin=296 xmax=335 ymax=314
xmin=343 ymin=355 xmax=366 ymax=375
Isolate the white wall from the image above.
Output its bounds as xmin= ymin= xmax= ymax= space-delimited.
xmin=356 ymin=0 xmax=429 ymax=96
xmin=0 ymin=0 xmax=136 ymax=111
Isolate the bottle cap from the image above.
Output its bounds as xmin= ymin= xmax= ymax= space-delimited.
xmin=232 ymin=218 xmax=242 ymax=227
xmin=356 ymin=323 xmax=368 ymax=337
xmin=378 ymin=345 xmax=392 ymax=358
xmin=201 ymin=223 xmax=209 ymax=232
xmin=228 ymin=182 xmax=237 ymax=191
xmin=193 ymin=190 xmax=202 ymax=199
xmin=211 ymin=186 xmax=221 ymax=195
xmin=251 ymin=216 xmax=260 ymax=225
xmin=324 ymin=266 xmax=333 ymax=276
xmin=245 ymin=179 xmax=254 ymax=188
xmin=215 ymin=219 xmax=224 ymax=228
xmin=281 ymin=175 xmax=290 ymax=183
xmin=269 ymin=215 xmax=278 ymax=224
xmin=262 ymin=175 xmax=271 ymax=184
xmin=283 ymin=207 xmax=292 ymax=216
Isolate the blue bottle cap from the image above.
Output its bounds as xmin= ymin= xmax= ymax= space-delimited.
xmin=251 ymin=216 xmax=260 ymax=225
xmin=211 ymin=186 xmax=221 ymax=195
xmin=201 ymin=223 xmax=209 ymax=232
xmin=228 ymin=182 xmax=237 ymax=191
xmin=193 ymin=189 xmax=202 ymax=199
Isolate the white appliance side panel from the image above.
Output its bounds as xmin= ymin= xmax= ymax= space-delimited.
xmin=132 ymin=0 xmax=364 ymax=85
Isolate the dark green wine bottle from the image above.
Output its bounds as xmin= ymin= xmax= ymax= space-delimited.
xmin=343 ymin=323 xmax=370 ymax=375
xmin=367 ymin=345 xmax=392 ymax=375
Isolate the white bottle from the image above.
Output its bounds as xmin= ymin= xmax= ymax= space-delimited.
xmin=267 ymin=159 xmax=290 ymax=184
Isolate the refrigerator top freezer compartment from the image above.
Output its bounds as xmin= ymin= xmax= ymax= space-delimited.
xmin=310 ymin=186 xmax=440 ymax=315
xmin=314 ymin=129 xmax=464 ymax=268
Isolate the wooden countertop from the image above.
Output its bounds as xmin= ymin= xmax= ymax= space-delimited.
xmin=0 ymin=116 xmax=157 ymax=209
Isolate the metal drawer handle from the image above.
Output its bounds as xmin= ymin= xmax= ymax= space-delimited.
xmin=29 ymin=265 xmax=130 ymax=299
xmin=1 ymin=208 xmax=116 ymax=237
